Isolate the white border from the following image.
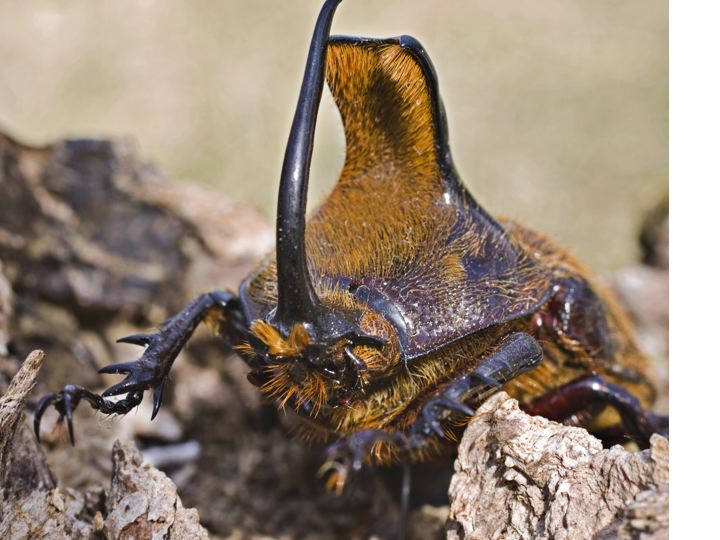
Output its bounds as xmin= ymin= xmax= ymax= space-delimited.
xmin=670 ymin=0 xmax=720 ymax=534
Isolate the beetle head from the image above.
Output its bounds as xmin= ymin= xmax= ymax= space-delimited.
xmin=243 ymin=289 xmax=402 ymax=415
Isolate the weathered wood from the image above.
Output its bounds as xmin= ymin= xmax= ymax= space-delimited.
xmin=0 ymin=350 xmax=94 ymax=539
xmin=448 ymin=392 xmax=669 ymax=540
xmin=102 ymin=441 xmax=210 ymax=540
xmin=0 ymin=350 xmax=211 ymax=539
xmin=0 ymin=350 xmax=55 ymax=502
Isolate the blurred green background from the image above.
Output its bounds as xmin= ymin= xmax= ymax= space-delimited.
xmin=0 ymin=0 xmax=667 ymax=271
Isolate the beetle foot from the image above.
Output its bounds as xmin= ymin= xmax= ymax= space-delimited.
xmin=412 ymin=395 xmax=475 ymax=439
xmin=34 ymin=329 xmax=175 ymax=444
xmin=34 ymin=385 xmax=144 ymax=445
xmin=34 ymin=292 xmax=237 ymax=446
xmin=320 ymin=429 xmax=406 ymax=493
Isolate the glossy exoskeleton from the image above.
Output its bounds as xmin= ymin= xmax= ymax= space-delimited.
xmin=35 ymin=0 xmax=666 ymax=485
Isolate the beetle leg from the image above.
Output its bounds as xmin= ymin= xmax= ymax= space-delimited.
xmin=321 ymin=428 xmax=406 ymax=495
xmin=34 ymin=385 xmax=144 ymax=445
xmin=35 ymin=290 xmax=245 ymax=443
xmin=321 ymin=333 xmax=543 ymax=478
xmin=522 ymin=374 xmax=668 ymax=447
xmin=325 ymin=428 xmax=404 ymax=473
xmin=409 ymin=332 xmax=543 ymax=442
xmin=321 ymin=428 xmax=412 ymax=540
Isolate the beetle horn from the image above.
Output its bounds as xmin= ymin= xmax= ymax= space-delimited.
xmin=273 ymin=0 xmax=342 ymax=334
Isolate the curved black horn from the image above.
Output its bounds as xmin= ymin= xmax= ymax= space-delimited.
xmin=274 ymin=0 xmax=342 ymax=333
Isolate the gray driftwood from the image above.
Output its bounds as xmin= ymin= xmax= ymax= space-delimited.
xmin=448 ymin=392 xmax=669 ymax=540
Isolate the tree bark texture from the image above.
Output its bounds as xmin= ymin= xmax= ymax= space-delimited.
xmin=448 ymin=392 xmax=668 ymax=540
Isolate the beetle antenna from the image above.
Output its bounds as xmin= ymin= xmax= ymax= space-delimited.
xmin=274 ymin=0 xmax=343 ymax=334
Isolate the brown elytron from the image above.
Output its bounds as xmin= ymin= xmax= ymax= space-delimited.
xmin=36 ymin=0 xmax=664 ymax=481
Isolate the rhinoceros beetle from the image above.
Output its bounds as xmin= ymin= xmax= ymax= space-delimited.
xmin=35 ymin=0 xmax=667 ymax=507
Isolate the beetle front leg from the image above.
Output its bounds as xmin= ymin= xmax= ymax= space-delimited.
xmin=408 ymin=332 xmax=543 ymax=444
xmin=323 ymin=333 xmax=543 ymax=474
xmin=34 ymin=290 xmax=243 ymax=443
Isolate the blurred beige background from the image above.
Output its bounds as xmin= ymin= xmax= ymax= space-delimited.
xmin=0 ymin=0 xmax=667 ymax=271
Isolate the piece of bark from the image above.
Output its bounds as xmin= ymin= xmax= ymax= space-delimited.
xmin=0 ymin=350 xmax=95 ymax=539
xmin=0 ymin=350 xmax=55 ymax=501
xmin=596 ymin=486 xmax=669 ymax=540
xmin=447 ymin=392 xmax=669 ymax=540
xmin=0 ymin=487 xmax=97 ymax=540
xmin=102 ymin=440 xmax=210 ymax=540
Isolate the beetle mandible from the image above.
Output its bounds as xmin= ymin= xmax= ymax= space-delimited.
xmin=35 ymin=0 xmax=667 ymax=490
